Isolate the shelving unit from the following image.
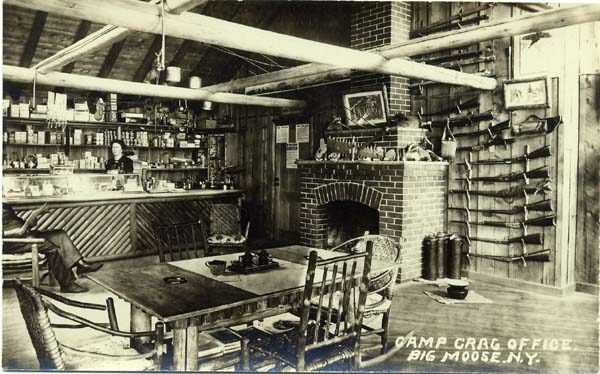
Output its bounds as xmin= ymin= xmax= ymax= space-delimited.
xmin=3 ymin=117 xmax=230 ymax=185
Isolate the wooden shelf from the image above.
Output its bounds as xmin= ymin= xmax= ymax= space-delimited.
xmin=144 ymin=167 xmax=208 ymax=171
xmin=3 ymin=142 xmax=63 ymax=147
xmin=3 ymin=168 xmax=105 ymax=173
xmin=3 ymin=117 xmax=237 ymax=134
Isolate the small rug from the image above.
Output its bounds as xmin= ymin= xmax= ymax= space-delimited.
xmin=424 ymin=290 xmax=493 ymax=305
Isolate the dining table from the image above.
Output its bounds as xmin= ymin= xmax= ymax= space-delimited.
xmin=85 ymin=245 xmax=399 ymax=371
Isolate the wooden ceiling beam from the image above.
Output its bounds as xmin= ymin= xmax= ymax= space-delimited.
xmin=62 ymin=20 xmax=92 ymax=73
xmin=19 ymin=11 xmax=48 ymax=68
xmin=32 ymin=0 xmax=208 ymax=74
xmin=203 ymin=3 xmax=600 ymax=93
xmin=4 ymin=65 xmax=306 ymax=108
xmin=10 ymin=0 xmax=498 ymax=90
xmin=98 ymin=39 xmax=128 ymax=78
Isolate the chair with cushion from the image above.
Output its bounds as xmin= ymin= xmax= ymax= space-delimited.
xmin=14 ymin=278 xmax=165 ymax=371
xmin=156 ymin=221 xmax=207 ymax=262
xmin=330 ymin=234 xmax=401 ymax=356
xmin=240 ymin=245 xmax=374 ymax=372
xmin=205 ymin=203 xmax=249 ymax=255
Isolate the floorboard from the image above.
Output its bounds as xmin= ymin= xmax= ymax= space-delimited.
xmin=2 ymin=255 xmax=598 ymax=373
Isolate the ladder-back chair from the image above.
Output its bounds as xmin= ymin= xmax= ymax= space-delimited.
xmin=331 ymin=234 xmax=401 ymax=356
xmin=3 ymin=238 xmax=50 ymax=287
xmin=156 ymin=221 xmax=207 ymax=262
xmin=14 ymin=278 xmax=165 ymax=371
xmin=240 ymin=245 xmax=374 ymax=371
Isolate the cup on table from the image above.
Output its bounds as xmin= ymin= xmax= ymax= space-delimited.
xmin=206 ymin=260 xmax=227 ymax=275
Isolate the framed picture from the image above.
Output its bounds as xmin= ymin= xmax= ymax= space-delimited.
xmin=503 ymin=77 xmax=550 ymax=110
xmin=343 ymin=89 xmax=387 ymax=127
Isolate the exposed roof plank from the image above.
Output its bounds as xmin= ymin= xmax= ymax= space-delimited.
xmin=19 ymin=11 xmax=48 ymax=68
xmin=98 ymin=38 xmax=128 ymax=78
xmin=189 ymin=2 xmax=244 ymax=79
xmin=62 ymin=20 xmax=92 ymax=73
xmin=33 ymin=0 xmax=208 ymax=73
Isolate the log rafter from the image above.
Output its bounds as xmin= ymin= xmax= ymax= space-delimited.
xmin=10 ymin=0 xmax=498 ymax=90
xmin=203 ymin=3 xmax=600 ymax=93
xmin=3 ymin=65 xmax=306 ymax=108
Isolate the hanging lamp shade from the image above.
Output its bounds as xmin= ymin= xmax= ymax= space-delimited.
xmin=202 ymin=101 xmax=213 ymax=111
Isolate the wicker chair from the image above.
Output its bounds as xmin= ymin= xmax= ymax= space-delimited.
xmin=2 ymin=238 xmax=53 ymax=287
xmin=240 ymin=246 xmax=374 ymax=372
xmin=330 ymin=234 xmax=401 ymax=356
xmin=205 ymin=203 xmax=249 ymax=255
xmin=156 ymin=221 xmax=208 ymax=262
xmin=14 ymin=278 xmax=165 ymax=371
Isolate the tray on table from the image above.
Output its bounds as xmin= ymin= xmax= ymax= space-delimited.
xmin=227 ymin=260 xmax=279 ymax=274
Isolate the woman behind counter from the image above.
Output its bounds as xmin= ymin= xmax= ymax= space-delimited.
xmin=105 ymin=139 xmax=134 ymax=174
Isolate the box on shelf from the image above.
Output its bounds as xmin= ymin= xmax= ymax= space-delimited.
xmin=19 ymin=103 xmax=30 ymax=118
xmin=10 ymin=104 xmax=19 ymax=118
xmin=30 ymin=112 xmax=47 ymax=119
xmin=37 ymin=131 xmax=46 ymax=145
xmin=15 ymin=131 xmax=27 ymax=144
xmin=3 ymin=99 xmax=10 ymax=116
xmin=36 ymin=104 xmax=47 ymax=113
xmin=74 ymin=102 xmax=88 ymax=111
xmin=74 ymin=111 xmax=89 ymax=122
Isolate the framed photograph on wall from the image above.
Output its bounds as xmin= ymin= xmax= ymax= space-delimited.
xmin=343 ymin=89 xmax=387 ymax=127
xmin=503 ymin=76 xmax=551 ymax=110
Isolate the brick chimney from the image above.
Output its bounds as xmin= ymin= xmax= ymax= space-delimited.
xmin=350 ymin=1 xmax=412 ymax=115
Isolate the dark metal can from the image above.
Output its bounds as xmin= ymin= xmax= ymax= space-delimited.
xmin=423 ymin=236 xmax=438 ymax=280
xmin=436 ymin=234 xmax=448 ymax=279
xmin=448 ymin=236 xmax=463 ymax=279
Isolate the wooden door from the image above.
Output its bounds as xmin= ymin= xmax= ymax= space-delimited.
xmin=575 ymin=74 xmax=600 ymax=289
xmin=272 ymin=121 xmax=312 ymax=242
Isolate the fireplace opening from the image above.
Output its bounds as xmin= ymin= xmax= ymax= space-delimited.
xmin=325 ymin=201 xmax=379 ymax=248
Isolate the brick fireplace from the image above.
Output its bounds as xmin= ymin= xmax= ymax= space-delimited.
xmin=298 ymin=160 xmax=448 ymax=282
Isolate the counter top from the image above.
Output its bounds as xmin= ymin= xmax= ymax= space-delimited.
xmin=3 ymin=189 xmax=244 ymax=205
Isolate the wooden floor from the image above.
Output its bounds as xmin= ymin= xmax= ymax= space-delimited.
xmin=3 ymin=255 xmax=598 ymax=373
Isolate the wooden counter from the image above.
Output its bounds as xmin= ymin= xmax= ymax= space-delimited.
xmin=5 ymin=189 xmax=244 ymax=262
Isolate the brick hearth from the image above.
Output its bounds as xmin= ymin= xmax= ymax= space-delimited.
xmin=298 ymin=160 xmax=448 ymax=282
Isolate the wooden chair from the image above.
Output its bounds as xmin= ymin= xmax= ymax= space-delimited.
xmin=14 ymin=278 xmax=165 ymax=371
xmin=156 ymin=221 xmax=207 ymax=262
xmin=205 ymin=203 xmax=250 ymax=255
xmin=240 ymin=245 xmax=374 ymax=371
xmin=330 ymin=234 xmax=401 ymax=356
xmin=3 ymin=238 xmax=48 ymax=287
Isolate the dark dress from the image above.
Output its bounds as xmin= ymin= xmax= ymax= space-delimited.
xmin=105 ymin=156 xmax=134 ymax=174
xmin=3 ymin=203 xmax=81 ymax=286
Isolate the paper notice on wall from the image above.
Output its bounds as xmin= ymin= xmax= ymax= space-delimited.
xmin=296 ymin=124 xmax=310 ymax=143
xmin=276 ymin=125 xmax=289 ymax=144
xmin=286 ymin=143 xmax=299 ymax=169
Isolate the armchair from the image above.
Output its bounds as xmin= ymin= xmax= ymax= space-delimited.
xmin=14 ymin=278 xmax=165 ymax=371
xmin=204 ymin=203 xmax=250 ymax=255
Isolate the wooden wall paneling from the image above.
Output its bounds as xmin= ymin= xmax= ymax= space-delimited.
xmin=579 ymin=22 xmax=600 ymax=74
xmin=488 ymin=3 xmax=513 ymax=280
xmin=108 ymin=32 xmax=156 ymax=82
xmin=31 ymin=13 xmax=81 ymax=69
xmin=69 ymin=22 xmax=112 ymax=77
xmin=576 ymin=74 xmax=600 ymax=286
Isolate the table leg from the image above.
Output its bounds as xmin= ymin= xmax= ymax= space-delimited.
xmin=173 ymin=318 xmax=199 ymax=371
xmin=130 ymin=305 xmax=152 ymax=350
